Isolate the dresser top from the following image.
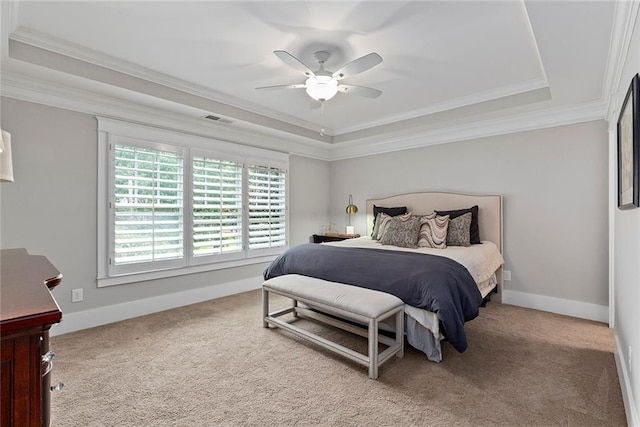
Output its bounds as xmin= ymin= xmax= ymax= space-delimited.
xmin=0 ymin=249 xmax=62 ymax=333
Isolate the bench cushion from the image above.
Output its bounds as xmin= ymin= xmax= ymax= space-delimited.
xmin=263 ymin=274 xmax=403 ymax=319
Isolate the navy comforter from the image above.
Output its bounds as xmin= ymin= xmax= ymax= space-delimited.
xmin=263 ymin=243 xmax=482 ymax=353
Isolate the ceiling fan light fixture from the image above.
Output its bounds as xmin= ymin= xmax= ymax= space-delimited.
xmin=257 ymin=50 xmax=382 ymax=102
xmin=305 ymin=75 xmax=338 ymax=101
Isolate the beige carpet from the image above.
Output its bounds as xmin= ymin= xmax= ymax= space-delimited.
xmin=50 ymin=290 xmax=626 ymax=426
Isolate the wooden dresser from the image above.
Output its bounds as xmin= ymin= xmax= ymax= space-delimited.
xmin=0 ymin=249 xmax=63 ymax=427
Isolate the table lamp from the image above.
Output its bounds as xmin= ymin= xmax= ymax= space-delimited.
xmin=345 ymin=194 xmax=358 ymax=234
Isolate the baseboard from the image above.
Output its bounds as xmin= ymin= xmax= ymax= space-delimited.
xmin=502 ymin=289 xmax=609 ymax=323
xmin=614 ymin=333 xmax=639 ymax=427
xmin=51 ymin=276 xmax=263 ymax=336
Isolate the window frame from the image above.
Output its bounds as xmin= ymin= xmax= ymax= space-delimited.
xmin=109 ymin=137 xmax=187 ymax=276
xmin=246 ymin=162 xmax=288 ymax=254
xmin=188 ymin=148 xmax=246 ymax=266
xmin=97 ymin=118 xmax=289 ymax=287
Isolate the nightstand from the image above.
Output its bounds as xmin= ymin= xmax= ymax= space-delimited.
xmin=312 ymin=233 xmax=360 ymax=243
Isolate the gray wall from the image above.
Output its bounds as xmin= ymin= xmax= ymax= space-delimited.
xmin=612 ymin=6 xmax=640 ymax=422
xmin=0 ymin=96 xmax=610 ymax=316
xmin=329 ymin=120 xmax=609 ymax=307
xmin=0 ymin=97 xmax=330 ymax=314
xmin=289 ymin=154 xmax=331 ymax=244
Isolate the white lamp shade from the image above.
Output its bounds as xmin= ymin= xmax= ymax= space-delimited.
xmin=0 ymin=130 xmax=14 ymax=182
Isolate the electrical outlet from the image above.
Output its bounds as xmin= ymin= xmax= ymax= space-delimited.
xmin=71 ymin=288 xmax=83 ymax=303
xmin=503 ymin=270 xmax=512 ymax=281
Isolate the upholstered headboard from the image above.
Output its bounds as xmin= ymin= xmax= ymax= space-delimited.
xmin=366 ymin=192 xmax=504 ymax=299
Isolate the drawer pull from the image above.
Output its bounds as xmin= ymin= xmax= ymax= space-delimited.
xmin=50 ymin=382 xmax=64 ymax=392
xmin=42 ymin=351 xmax=55 ymax=363
xmin=41 ymin=351 xmax=55 ymax=377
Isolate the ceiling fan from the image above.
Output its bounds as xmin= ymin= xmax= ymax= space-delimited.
xmin=257 ymin=50 xmax=383 ymax=102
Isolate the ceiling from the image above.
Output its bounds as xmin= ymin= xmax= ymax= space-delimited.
xmin=0 ymin=1 xmax=618 ymax=153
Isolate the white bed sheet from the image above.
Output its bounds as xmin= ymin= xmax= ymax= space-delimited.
xmin=323 ymin=237 xmax=504 ymax=362
xmin=324 ymin=236 xmax=504 ymax=285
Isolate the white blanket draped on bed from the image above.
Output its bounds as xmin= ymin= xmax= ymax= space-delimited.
xmin=322 ymin=236 xmax=505 ymax=361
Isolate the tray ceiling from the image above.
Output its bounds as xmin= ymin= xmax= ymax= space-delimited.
xmin=0 ymin=1 xmax=616 ymax=147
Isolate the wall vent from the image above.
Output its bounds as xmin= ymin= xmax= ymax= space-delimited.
xmin=203 ymin=114 xmax=232 ymax=125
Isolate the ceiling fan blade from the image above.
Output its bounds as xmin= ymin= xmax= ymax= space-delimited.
xmin=332 ymin=53 xmax=383 ymax=80
xmin=256 ymin=84 xmax=306 ymax=91
xmin=273 ymin=50 xmax=316 ymax=77
xmin=337 ymin=84 xmax=382 ymax=99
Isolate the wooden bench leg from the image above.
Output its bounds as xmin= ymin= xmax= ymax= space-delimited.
xmin=262 ymin=287 xmax=269 ymax=328
xmin=368 ymin=318 xmax=379 ymax=379
xmin=395 ymin=309 xmax=404 ymax=358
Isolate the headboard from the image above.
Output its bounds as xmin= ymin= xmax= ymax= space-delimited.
xmin=366 ymin=192 xmax=504 ymax=299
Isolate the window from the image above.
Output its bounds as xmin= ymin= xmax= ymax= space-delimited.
xmin=98 ymin=119 xmax=288 ymax=286
xmin=111 ymin=143 xmax=185 ymax=275
xmin=247 ymin=165 xmax=287 ymax=250
xmin=191 ymin=154 xmax=243 ymax=259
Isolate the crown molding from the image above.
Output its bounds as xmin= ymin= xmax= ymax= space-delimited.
xmin=604 ymin=0 xmax=640 ymax=124
xmin=9 ymin=26 xmax=325 ymax=134
xmin=8 ymin=36 xmax=330 ymax=143
xmin=328 ymin=100 xmax=607 ymax=160
xmin=334 ymin=78 xmax=549 ymax=135
xmin=0 ymin=71 xmax=333 ymax=161
xmin=2 ymin=0 xmax=624 ymax=162
xmin=522 ymin=0 xmax=549 ymax=85
xmin=1 ymin=70 xmax=607 ymax=162
xmin=12 ymin=24 xmax=551 ymax=139
xmin=334 ymin=0 xmax=548 ymax=136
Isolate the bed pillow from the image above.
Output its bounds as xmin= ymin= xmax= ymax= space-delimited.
xmin=371 ymin=205 xmax=408 ymax=237
xmin=371 ymin=214 xmax=383 ymax=239
xmin=376 ymin=212 xmax=412 ymax=241
xmin=379 ymin=216 xmax=421 ymax=248
xmin=372 ymin=213 xmax=389 ymax=240
xmin=416 ymin=213 xmax=449 ymax=249
xmin=444 ymin=212 xmax=472 ymax=247
xmin=435 ymin=205 xmax=480 ymax=244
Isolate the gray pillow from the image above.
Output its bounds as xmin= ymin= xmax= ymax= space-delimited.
xmin=371 ymin=205 xmax=408 ymax=237
xmin=445 ymin=212 xmax=472 ymax=246
xmin=435 ymin=205 xmax=480 ymax=244
xmin=376 ymin=212 xmax=412 ymax=241
xmin=380 ymin=217 xmax=421 ymax=248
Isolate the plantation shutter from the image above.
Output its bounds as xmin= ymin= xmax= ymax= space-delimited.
xmin=99 ymin=118 xmax=290 ymax=285
xmin=111 ymin=143 xmax=184 ymax=274
xmin=192 ymin=154 xmax=243 ymax=260
xmin=247 ymin=164 xmax=287 ymax=251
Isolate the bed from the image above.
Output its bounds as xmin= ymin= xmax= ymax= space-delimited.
xmin=264 ymin=191 xmax=504 ymax=362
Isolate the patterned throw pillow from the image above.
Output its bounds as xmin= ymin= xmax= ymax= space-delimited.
xmin=371 ymin=205 xmax=408 ymax=237
xmin=435 ymin=205 xmax=480 ymax=244
xmin=380 ymin=216 xmax=421 ymax=248
xmin=372 ymin=213 xmax=388 ymax=240
xmin=376 ymin=212 xmax=412 ymax=241
xmin=446 ymin=212 xmax=472 ymax=246
xmin=371 ymin=214 xmax=383 ymax=239
xmin=416 ymin=213 xmax=449 ymax=249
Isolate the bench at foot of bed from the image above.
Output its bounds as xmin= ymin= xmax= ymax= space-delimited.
xmin=262 ymin=274 xmax=404 ymax=379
